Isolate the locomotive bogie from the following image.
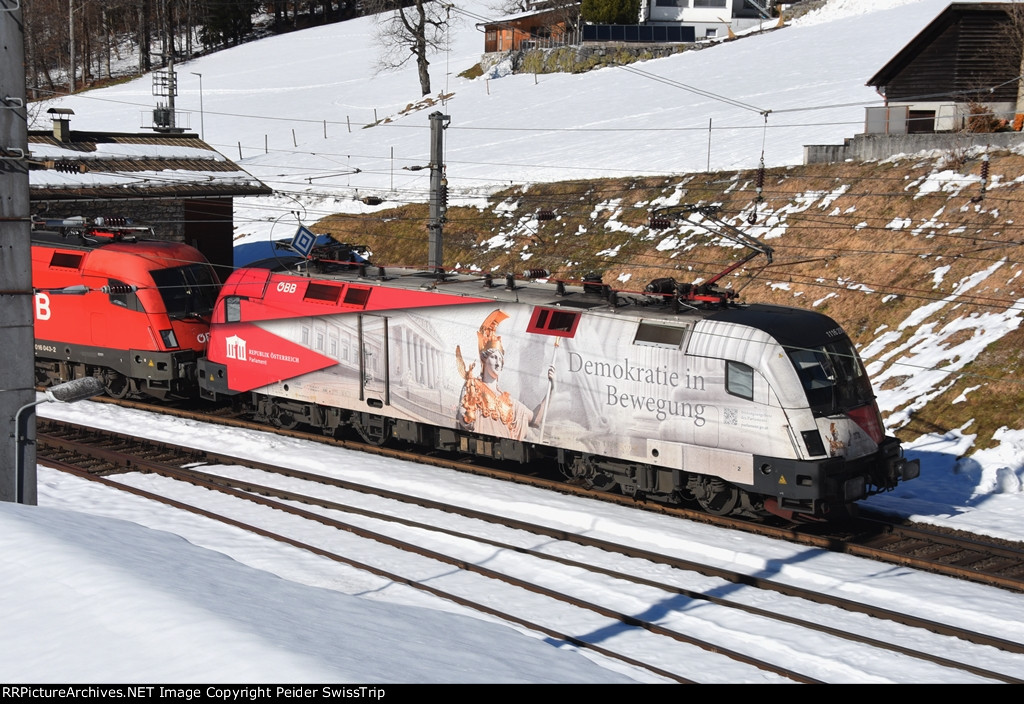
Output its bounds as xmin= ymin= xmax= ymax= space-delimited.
xmin=202 ymin=265 xmax=917 ymax=519
xmin=33 ymin=347 xmax=198 ymax=400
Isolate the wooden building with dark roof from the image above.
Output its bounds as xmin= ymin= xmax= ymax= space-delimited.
xmin=479 ymin=4 xmax=578 ymax=52
xmin=866 ymin=2 xmax=1024 ymax=134
xmin=28 ymin=109 xmax=271 ymax=273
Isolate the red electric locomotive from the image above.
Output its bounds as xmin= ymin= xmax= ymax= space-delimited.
xmin=31 ymin=217 xmax=220 ymax=399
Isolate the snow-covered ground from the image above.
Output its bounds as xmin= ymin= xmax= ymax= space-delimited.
xmin=10 ymin=0 xmax=1024 ymax=683
xmin=8 ymin=397 xmax=1024 ymax=684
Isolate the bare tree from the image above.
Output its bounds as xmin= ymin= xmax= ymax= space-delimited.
xmin=486 ymin=0 xmax=533 ymax=13
xmin=368 ymin=0 xmax=457 ymax=96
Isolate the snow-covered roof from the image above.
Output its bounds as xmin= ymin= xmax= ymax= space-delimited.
xmin=476 ymin=3 xmax=576 ymax=27
xmin=28 ymin=130 xmax=271 ymax=200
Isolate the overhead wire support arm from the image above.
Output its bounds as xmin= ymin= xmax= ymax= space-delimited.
xmin=648 ymin=204 xmax=774 ymax=308
xmin=651 ymin=204 xmax=774 ymax=264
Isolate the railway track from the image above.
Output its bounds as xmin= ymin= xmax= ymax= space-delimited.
xmin=40 ymin=396 xmax=1024 ymax=593
xmin=34 ymin=417 xmax=1024 ymax=683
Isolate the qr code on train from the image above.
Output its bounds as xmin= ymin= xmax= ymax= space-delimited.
xmin=724 ymin=408 xmax=738 ymax=425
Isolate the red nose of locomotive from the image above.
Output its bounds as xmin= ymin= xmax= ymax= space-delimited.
xmin=31 ymin=219 xmax=220 ymax=400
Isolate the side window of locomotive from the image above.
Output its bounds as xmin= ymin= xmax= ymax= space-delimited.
xmin=527 ymin=308 xmax=580 ymax=337
xmin=343 ymin=286 xmax=371 ymax=308
xmin=304 ymin=282 xmax=342 ymax=304
xmin=49 ymin=251 xmax=84 ymax=269
xmin=726 ymin=361 xmax=754 ymax=401
xmin=633 ymin=322 xmax=688 ymax=349
xmin=106 ymin=279 xmax=143 ymax=312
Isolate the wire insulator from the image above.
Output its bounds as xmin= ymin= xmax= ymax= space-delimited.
xmin=101 ymin=284 xmax=137 ymax=295
xmin=972 ymin=154 xmax=990 ymax=203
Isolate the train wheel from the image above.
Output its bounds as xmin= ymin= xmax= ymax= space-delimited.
xmin=564 ymin=456 xmax=618 ymax=492
xmin=271 ymin=414 xmax=300 ymax=430
xmin=103 ymin=371 xmax=131 ymax=399
xmin=691 ymin=477 xmax=740 ymax=516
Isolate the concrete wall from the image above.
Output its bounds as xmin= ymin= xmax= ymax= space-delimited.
xmin=804 ymin=131 xmax=1024 ymax=164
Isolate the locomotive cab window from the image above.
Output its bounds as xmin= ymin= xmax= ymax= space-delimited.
xmin=787 ymin=340 xmax=874 ymax=414
xmin=151 ymin=263 xmax=219 ymax=319
xmin=726 ymin=361 xmax=754 ymax=401
xmin=633 ymin=322 xmax=688 ymax=349
xmin=527 ymin=307 xmax=580 ymax=337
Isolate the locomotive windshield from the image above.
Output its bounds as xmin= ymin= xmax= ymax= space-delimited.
xmin=150 ymin=263 xmax=220 ymax=318
xmin=787 ymin=338 xmax=875 ymax=414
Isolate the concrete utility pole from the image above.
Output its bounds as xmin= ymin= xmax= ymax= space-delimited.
xmin=0 ymin=1 xmax=37 ymax=503
xmin=68 ymin=0 xmax=76 ymax=93
xmin=427 ymin=111 xmax=450 ymax=274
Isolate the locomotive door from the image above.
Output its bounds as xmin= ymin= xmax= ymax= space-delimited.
xmin=358 ymin=313 xmax=390 ymax=406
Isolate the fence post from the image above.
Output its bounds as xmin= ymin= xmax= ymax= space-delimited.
xmin=707 ymin=118 xmax=712 ymax=172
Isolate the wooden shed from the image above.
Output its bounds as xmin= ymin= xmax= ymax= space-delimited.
xmin=28 ymin=111 xmax=271 ymax=275
xmin=479 ymin=4 xmax=578 ymax=52
xmin=866 ymin=2 xmax=1024 ymax=134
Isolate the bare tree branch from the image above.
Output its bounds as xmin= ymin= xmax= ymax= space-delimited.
xmin=369 ymin=0 xmax=458 ymax=96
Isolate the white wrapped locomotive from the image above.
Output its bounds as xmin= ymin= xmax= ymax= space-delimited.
xmin=199 ymin=254 xmax=918 ymax=520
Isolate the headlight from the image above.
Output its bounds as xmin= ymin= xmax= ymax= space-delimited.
xmin=160 ymin=329 xmax=179 ymax=348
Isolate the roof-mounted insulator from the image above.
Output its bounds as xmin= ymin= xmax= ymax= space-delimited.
xmin=645 ymin=277 xmax=677 ymax=295
xmin=50 ymin=160 xmax=86 ymax=173
xmin=101 ymin=284 xmax=137 ymax=295
xmin=582 ymin=273 xmax=604 ymax=295
xmin=96 ymin=217 xmax=129 ymax=227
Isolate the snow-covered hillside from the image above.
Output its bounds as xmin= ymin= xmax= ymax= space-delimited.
xmin=32 ymin=0 xmax=952 ymax=230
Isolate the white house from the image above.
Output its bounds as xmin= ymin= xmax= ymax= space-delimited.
xmin=642 ymin=0 xmax=775 ymax=40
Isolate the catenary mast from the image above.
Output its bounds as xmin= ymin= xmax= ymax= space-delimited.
xmin=0 ymin=2 xmax=37 ymax=503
